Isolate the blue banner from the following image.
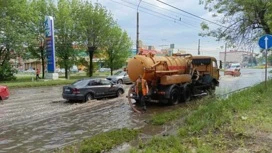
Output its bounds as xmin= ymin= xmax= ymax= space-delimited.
xmin=45 ymin=16 xmax=56 ymax=73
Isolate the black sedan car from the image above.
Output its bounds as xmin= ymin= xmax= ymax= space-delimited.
xmin=62 ymin=78 xmax=124 ymax=102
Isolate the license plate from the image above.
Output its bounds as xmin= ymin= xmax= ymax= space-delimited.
xmin=65 ymin=88 xmax=70 ymax=92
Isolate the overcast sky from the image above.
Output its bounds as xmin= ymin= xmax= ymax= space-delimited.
xmin=95 ymin=0 xmax=227 ymax=59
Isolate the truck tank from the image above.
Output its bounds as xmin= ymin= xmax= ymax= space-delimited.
xmin=127 ymin=53 xmax=193 ymax=85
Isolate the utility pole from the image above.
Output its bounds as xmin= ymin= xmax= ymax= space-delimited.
xmin=136 ymin=0 xmax=142 ymax=54
xmin=265 ymin=48 xmax=268 ymax=89
xmin=224 ymin=43 xmax=227 ymax=69
xmin=198 ymin=39 xmax=200 ymax=55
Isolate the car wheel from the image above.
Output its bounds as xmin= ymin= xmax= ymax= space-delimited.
xmin=117 ymin=79 xmax=123 ymax=84
xmin=116 ymin=89 xmax=124 ymax=97
xmin=85 ymin=93 xmax=93 ymax=102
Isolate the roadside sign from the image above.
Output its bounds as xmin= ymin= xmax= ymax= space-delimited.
xmin=45 ymin=16 xmax=56 ymax=73
xmin=258 ymin=34 xmax=272 ymax=90
xmin=258 ymin=34 xmax=272 ymax=49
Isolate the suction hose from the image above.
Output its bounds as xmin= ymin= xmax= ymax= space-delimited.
xmin=127 ymin=85 xmax=142 ymax=114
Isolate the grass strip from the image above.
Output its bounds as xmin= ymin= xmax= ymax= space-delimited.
xmin=0 ymin=73 xmax=108 ymax=88
xmin=150 ymin=107 xmax=190 ymax=125
xmin=182 ymin=82 xmax=267 ymax=134
xmin=57 ymin=128 xmax=138 ymax=153
xmin=150 ymin=97 xmax=212 ymax=125
xmin=131 ymin=80 xmax=272 ymax=152
xmin=2 ymin=79 xmax=77 ymax=88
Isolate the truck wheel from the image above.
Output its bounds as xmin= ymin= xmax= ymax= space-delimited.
xmin=168 ymin=88 xmax=179 ymax=105
xmin=180 ymin=84 xmax=191 ymax=102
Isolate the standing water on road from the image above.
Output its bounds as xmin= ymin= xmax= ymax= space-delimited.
xmin=216 ymin=68 xmax=272 ymax=97
xmin=0 ymin=85 xmax=145 ymax=152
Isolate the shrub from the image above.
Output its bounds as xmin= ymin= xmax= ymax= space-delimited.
xmin=0 ymin=63 xmax=17 ymax=81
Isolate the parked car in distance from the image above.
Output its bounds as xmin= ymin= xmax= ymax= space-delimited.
xmin=62 ymin=78 xmax=124 ymax=102
xmin=0 ymin=85 xmax=10 ymax=101
xmin=70 ymin=65 xmax=79 ymax=73
xmin=99 ymin=68 xmax=111 ymax=72
xmin=56 ymin=68 xmax=65 ymax=73
xmin=224 ymin=63 xmax=241 ymax=77
xmin=24 ymin=68 xmax=35 ymax=73
xmin=106 ymin=70 xmax=132 ymax=84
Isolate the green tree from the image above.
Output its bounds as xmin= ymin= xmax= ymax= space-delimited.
xmin=0 ymin=47 xmax=16 ymax=81
xmin=26 ymin=0 xmax=55 ymax=79
xmin=0 ymin=0 xmax=29 ymax=80
xmin=104 ymin=26 xmax=132 ymax=75
xmin=79 ymin=2 xmax=115 ymax=77
xmin=199 ymin=0 xmax=272 ymax=46
xmin=54 ymin=0 xmax=81 ymax=79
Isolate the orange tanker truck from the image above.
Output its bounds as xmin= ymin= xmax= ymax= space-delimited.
xmin=126 ymin=53 xmax=221 ymax=112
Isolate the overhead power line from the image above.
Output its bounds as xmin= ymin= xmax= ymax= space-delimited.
xmin=110 ymin=0 xmax=200 ymax=30
xmin=110 ymin=0 xmax=183 ymax=25
xmin=142 ymin=0 xmax=201 ymax=23
xmin=120 ymin=0 xmax=200 ymax=29
xmin=121 ymin=0 xmax=179 ymax=21
xmin=156 ymin=0 xmax=228 ymax=28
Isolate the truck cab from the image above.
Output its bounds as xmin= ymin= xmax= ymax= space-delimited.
xmin=192 ymin=56 xmax=221 ymax=91
xmin=192 ymin=56 xmax=220 ymax=80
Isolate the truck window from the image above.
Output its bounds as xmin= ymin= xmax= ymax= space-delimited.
xmin=212 ymin=60 xmax=217 ymax=68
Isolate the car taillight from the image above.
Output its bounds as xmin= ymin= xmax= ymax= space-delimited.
xmin=73 ymin=88 xmax=80 ymax=94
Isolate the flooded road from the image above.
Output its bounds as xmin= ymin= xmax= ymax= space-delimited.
xmin=0 ymin=68 xmax=271 ymax=152
xmin=217 ymin=68 xmax=272 ymax=96
xmin=0 ymin=85 xmax=147 ymax=153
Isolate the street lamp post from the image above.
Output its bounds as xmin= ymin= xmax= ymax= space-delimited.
xmin=136 ymin=0 xmax=142 ymax=54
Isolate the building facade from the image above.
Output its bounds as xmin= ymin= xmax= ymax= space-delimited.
xmin=219 ymin=50 xmax=257 ymax=67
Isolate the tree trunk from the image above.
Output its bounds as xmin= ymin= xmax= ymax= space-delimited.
xmin=40 ymin=46 xmax=45 ymax=79
xmin=110 ymin=58 xmax=113 ymax=75
xmin=64 ymin=58 xmax=68 ymax=79
xmin=88 ymin=46 xmax=96 ymax=77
